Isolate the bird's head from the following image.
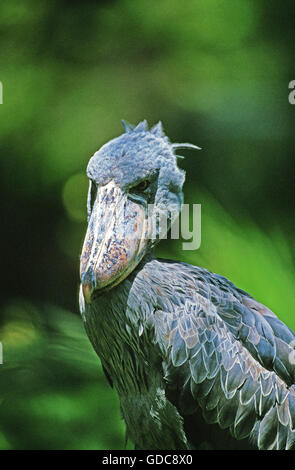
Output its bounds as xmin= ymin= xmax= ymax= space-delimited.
xmin=80 ymin=120 xmax=199 ymax=305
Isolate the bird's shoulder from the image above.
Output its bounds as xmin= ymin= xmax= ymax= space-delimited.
xmin=132 ymin=258 xmax=295 ymax=449
xmin=133 ymin=257 xmax=295 ymax=388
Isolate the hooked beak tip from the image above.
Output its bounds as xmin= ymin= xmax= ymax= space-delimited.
xmin=82 ymin=282 xmax=92 ymax=304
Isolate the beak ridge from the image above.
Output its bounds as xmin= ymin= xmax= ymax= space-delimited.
xmin=80 ymin=181 xmax=148 ymax=301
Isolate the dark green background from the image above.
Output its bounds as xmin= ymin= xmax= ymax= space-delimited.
xmin=1 ymin=0 xmax=295 ymax=449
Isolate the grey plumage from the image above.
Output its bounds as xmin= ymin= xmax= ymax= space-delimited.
xmin=79 ymin=121 xmax=295 ymax=450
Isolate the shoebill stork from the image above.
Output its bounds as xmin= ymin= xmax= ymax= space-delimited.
xmin=79 ymin=120 xmax=295 ymax=450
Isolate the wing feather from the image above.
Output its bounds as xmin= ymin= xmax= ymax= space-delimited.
xmin=151 ymin=267 xmax=295 ymax=449
xmin=139 ymin=259 xmax=295 ymax=449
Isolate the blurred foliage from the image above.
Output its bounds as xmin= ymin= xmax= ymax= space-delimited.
xmin=0 ymin=0 xmax=295 ymax=450
xmin=0 ymin=303 xmax=130 ymax=449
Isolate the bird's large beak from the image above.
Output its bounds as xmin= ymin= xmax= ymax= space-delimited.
xmin=80 ymin=181 xmax=149 ymax=303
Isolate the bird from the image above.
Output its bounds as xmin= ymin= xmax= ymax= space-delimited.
xmin=79 ymin=120 xmax=295 ymax=450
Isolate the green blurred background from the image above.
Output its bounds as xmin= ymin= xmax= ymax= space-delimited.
xmin=1 ymin=0 xmax=295 ymax=450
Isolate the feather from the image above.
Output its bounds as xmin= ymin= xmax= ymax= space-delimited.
xmin=286 ymin=428 xmax=295 ymax=450
xmin=203 ymin=405 xmax=218 ymax=425
xmin=171 ymin=329 xmax=187 ymax=367
xmin=225 ymin=362 xmax=246 ymax=393
xmin=258 ymin=384 xmax=276 ymax=417
xmin=217 ymin=397 xmax=237 ymax=429
xmin=240 ymin=376 xmax=260 ymax=405
xmin=121 ymin=119 xmax=134 ymax=133
xmin=257 ymin=406 xmax=278 ymax=449
xmin=205 ymin=350 xmax=220 ymax=379
xmin=234 ymin=399 xmax=257 ymax=440
xmin=196 ymin=376 xmax=217 ymax=400
xmin=288 ymin=392 xmax=295 ymax=430
xmin=133 ymin=120 xmax=148 ymax=132
xmin=171 ymin=143 xmax=201 ymax=150
xmin=260 ymin=373 xmax=273 ymax=396
xmin=264 ymin=315 xmax=295 ymax=344
xmin=189 ymin=348 xmax=207 ymax=384
xmin=277 ymin=398 xmax=290 ymax=426
xmin=276 ymin=421 xmax=288 ymax=450
xmin=150 ymin=121 xmax=165 ymax=137
xmin=200 ymin=377 xmax=222 ymax=412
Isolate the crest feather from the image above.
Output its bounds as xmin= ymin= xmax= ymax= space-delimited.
xmin=121 ymin=120 xmax=200 ymax=154
xmin=171 ymin=143 xmax=201 ymax=150
xmin=150 ymin=121 xmax=165 ymax=137
xmin=133 ymin=120 xmax=148 ymax=132
xmin=121 ymin=120 xmax=135 ymax=133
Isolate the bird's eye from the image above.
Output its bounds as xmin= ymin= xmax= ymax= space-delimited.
xmin=131 ymin=180 xmax=150 ymax=193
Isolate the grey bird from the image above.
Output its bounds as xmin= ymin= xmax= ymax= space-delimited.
xmin=79 ymin=120 xmax=295 ymax=450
